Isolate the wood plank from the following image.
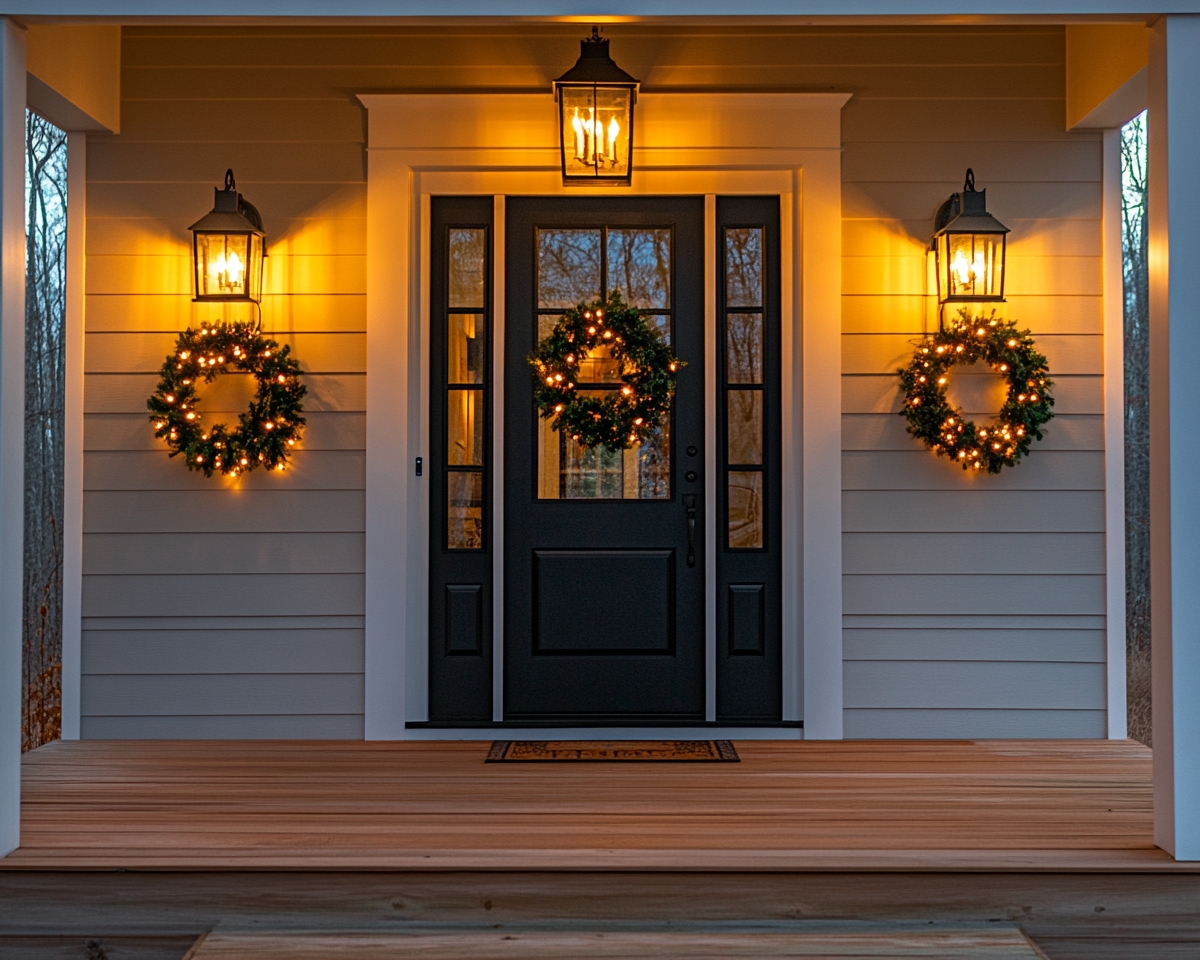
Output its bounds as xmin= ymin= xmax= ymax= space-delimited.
xmin=85 ymin=332 xmax=365 ymax=375
xmin=842 ymin=490 xmax=1104 ymax=533
xmin=842 ymin=628 xmax=1106 ymax=663
xmin=89 ymin=141 xmax=364 ymax=183
xmin=86 ymin=254 xmax=365 ymax=297
xmin=842 ymin=294 xmax=1102 ymax=335
xmin=844 ymin=709 xmax=1107 ymax=739
xmin=84 ymin=451 xmax=364 ymax=491
xmin=842 ymin=413 xmax=1103 ymax=452
xmin=81 ymin=572 xmax=363 ymax=617
xmin=842 ymin=219 xmax=1102 ymax=259
xmin=82 ymin=490 xmax=364 ymax=534
xmin=82 ymin=628 xmax=364 ymax=674
xmin=187 ymin=927 xmax=1045 ymax=959
xmin=843 ymin=661 xmax=1105 ymax=710
xmin=843 ymin=181 xmax=1099 ymax=222
xmin=842 ymin=532 xmax=1105 ymax=575
xmin=842 ymin=333 xmax=1101 ymax=375
xmin=84 ymin=373 xmax=365 ymax=414
xmin=80 ymin=714 xmax=364 ymax=740
xmin=843 ymin=573 xmax=1105 ymax=616
xmin=842 ymin=450 xmax=1104 ymax=491
xmin=83 ymin=532 xmax=364 ymax=575
xmin=86 ymin=412 xmax=365 ymax=452
xmin=4 ymin=739 xmax=1184 ymax=873
xmin=87 ymin=220 xmax=366 ymax=259
xmin=841 ymin=373 xmax=1101 ymax=415
xmin=81 ymin=674 xmax=364 ymax=717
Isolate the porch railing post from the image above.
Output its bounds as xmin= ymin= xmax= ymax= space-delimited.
xmin=0 ymin=17 xmax=26 ymax=858
xmin=1149 ymin=12 xmax=1200 ymax=861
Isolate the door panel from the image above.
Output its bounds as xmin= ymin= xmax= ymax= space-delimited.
xmin=504 ymin=197 xmax=705 ymax=722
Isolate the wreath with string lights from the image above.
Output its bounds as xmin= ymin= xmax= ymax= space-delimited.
xmin=529 ymin=292 xmax=684 ymax=451
xmin=147 ymin=322 xmax=306 ymax=478
xmin=898 ymin=309 xmax=1054 ymax=474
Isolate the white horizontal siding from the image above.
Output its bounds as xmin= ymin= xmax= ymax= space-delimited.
xmin=839 ymin=24 xmax=1108 ymax=738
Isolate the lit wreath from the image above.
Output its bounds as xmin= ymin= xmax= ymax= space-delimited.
xmin=529 ymin=292 xmax=685 ymax=451
xmin=898 ymin=309 xmax=1054 ymax=473
xmin=147 ymin=322 xmax=306 ymax=478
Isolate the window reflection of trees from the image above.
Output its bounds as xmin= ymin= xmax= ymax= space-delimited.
xmin=23 ymin=111 xmax=67 ymax=752
xmin=538 ymin=229 xmax=601 ymax=310
xmin=725 ymin=228 xmax=763 ymax=308
xmin=607 ymin=229 xmax=670 ymax=309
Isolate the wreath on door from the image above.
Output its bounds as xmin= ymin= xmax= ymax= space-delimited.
xmin=529 ymin=291 xmax=684 ymax=451
xmin=897 ymin=309 xmax=1054 ymax=473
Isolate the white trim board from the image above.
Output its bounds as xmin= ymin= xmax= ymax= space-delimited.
xmin=60 ymin=131 xmax=85 ymax=741
xmin=360 ymin=91 xmax=848 ymax=740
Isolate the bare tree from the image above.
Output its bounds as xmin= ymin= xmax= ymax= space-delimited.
xmin=23 ymin=111 xmax=67 ymax=752
xmin=1122 ymin=112 xmax=1151 ymax=746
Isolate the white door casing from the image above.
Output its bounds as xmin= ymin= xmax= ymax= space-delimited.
xmin=360 ymin=92 xmax=847 ymax=740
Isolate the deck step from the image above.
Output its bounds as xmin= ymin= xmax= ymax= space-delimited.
xmin=187 ymin=927 xmax=1047 ymax=959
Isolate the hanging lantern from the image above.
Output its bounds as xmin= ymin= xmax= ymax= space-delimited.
xmin=932 ymin=169 xmax=1009 ymax=304
xmin=189 ymin=168 xmax=265 ymax=303
xmin=553 ymin=27 xmax=639 ymax=186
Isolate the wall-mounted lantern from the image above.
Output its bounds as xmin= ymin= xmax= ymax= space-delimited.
xmin=932 ymin=169 xmax=1009 ymax=304
xmin=553 ymin=27 xmax=639 ymax=186
xmin=190 ymin=169 xmax=265 ymax=303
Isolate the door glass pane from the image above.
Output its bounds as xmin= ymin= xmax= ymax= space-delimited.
xmin=728 ymin=471 xmax=763 ymax=549
xmin=538 ymin=413 xmax=670 ymax=500
xmin=562 ymin=435 xmax=624 ymax=499
xmin=727 ymin=390 xmax=763 ymax=465
xmin=448 ymin=313 xmax=484 ymax=384
xmin=726 ymin=312 xmax=762 ymax=384
xmin=538 ymin=229 xmax=601 ymax=309
xmin=607 ymin=228 xmax=671 ymax=309
xmin=449 ymin=228 xmax=486 ymax=308
xmin=447 ymin=471 xmax=483 ymax=549
xmin=448 ymin=388 xmax=484 ymax=465
xmin=725 ymin=227 xmax=763 ymax=308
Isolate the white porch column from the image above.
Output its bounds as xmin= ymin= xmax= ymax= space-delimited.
xmin=1149 ymin=13 xmax=1200 ymax=861
xmin=0 ymin=18 xmax=25 ymax=858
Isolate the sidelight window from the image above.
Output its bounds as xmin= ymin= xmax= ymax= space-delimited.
xmin=722 ymin=226 xmax=765 ymax=549
xmin=445 ymin=227 xmax=489 ymax=549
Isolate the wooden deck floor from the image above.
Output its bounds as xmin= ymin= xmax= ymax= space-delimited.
xmin=3 ymin=737 xmax=1187 ymax=872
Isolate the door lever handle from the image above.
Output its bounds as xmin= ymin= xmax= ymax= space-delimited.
xmin=683 ymin=495 xmax=697 ymax=568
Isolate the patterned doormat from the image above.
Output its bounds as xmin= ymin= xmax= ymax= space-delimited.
xmin=486 ymin=739 xmax=739 ymax=762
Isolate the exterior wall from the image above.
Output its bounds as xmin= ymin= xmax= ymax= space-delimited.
xmin=81 ymin=23 xmax=1105 ymax=738
xmin=840 ymin=28 xmax=1106 ymax=737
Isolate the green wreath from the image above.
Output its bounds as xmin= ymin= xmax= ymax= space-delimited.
xmin=147 ymin=321 xmax=306 ymax=478
xmin=898 ymin=309 xmax=1054 ymax=474
xmin=529 ymin=291 xmax=684 ymax=451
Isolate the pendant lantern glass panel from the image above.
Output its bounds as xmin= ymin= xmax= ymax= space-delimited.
xmin=938 ymin=230 xmax=1005 ymax=301
xmin=194 ymin=230 xmax=263 ymax=301
xmin=559 ymin=84 xmax=634 ymax=184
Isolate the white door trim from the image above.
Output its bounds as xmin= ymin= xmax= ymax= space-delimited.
xmin=360 ymin=91 xmax=848 ymax=739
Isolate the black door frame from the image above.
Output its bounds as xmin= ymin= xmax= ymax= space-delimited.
xmin=424 ymin=193 xmax=789 ymax=729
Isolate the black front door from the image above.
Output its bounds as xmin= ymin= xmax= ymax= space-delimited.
xmin=504 ymin=197 xmax=705 ymax=722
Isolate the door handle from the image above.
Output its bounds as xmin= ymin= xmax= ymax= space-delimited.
xmin=684 ymin=495 xmax=697 ymax=568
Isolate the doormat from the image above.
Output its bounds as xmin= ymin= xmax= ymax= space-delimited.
xmin=486 ymin=739 xmax=739 ymax=762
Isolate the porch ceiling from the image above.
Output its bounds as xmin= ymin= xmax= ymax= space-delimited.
xmin=4 ymin=738 xmax=1188 ymax=873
